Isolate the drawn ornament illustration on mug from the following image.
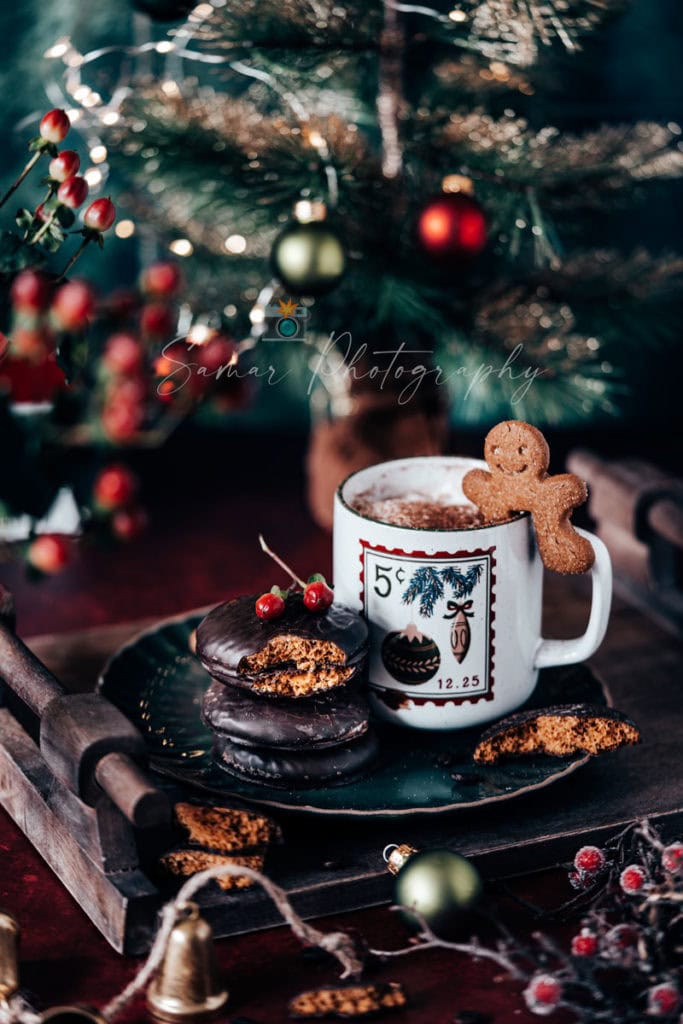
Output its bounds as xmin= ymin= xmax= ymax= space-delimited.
xmin=360 ymin=541 xmax=496 ymax=705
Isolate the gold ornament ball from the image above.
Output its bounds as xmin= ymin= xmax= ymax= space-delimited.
xmin=394 ymin=849 xmax=483 ymax=939
xmin=271 ymin=221 xmax=346 ymax=296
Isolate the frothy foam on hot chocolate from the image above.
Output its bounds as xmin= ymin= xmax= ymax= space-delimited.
xmin=351 ymin=492 xmax=488 ymax=530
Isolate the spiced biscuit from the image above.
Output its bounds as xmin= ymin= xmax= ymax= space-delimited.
xmin=473 ymin=703 xmax=641 ymax=764
xmin=214 ymin=730 xmax=379 ymax=789
xmin=289 ymin=982 xmax=407 ymax=1019
xmin=463 ymin=420 xmax=595 ymax=574
xmin=196 ymin=593 xmax=368 ymax=698
xmin=173 ymin=801 xmax=281 ymax=848
xmin=159 ymin=850 xmax=264 ymax=891
xmin=202 ymin=679 xmax=370 ymax=750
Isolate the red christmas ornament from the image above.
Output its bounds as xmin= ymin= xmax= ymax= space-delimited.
xmin=417 ymin=193 xmax=487 ymax=260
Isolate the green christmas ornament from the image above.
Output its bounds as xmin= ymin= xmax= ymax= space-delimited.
xmin=385 ymin=843 xmax=483 ymax=940
xmin=271 ymin=220 xmax=346 ymax=296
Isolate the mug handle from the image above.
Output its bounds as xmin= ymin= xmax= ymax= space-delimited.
xmin=534 ymin=528 xmax=612 ymax=670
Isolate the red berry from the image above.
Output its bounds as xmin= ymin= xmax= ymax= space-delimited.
xmin=662 ymin=843 xmax=683 ymax=875
xmin=620 ymin=864 xmax=647 ymax=895
xmin=604 ymin=923 xmax=639 ymax=958
xmin=573 ymin=846 xmax=605 ymax=876
xmin=303 ymin=579 xmax=334 ymax=612
xmin=11 ymin=270 xmax=51 ymax=313
xmin=647 ymin=982 xmax=679 ymax=1017
xmin=103 ymin=333 xmax=143 ymax=375
xmin=106 ymin=375 xmax=147 ymax=405
xmin=141 ymin=261 xmax=182 ymax=297
xmin=84 ymin=197 xmax=116 ymax=232
xmin=523 ymin=974 xmax=562 ymax=1016
xmin=39 ymin=109 xmax=70 ymax=144
xmin=57 ymin=175 xmax=89 ymax=210
xmin=93 ymin=464 xmax=137 ymax=511
xmin=141 ymin=302 xmax=174 ymax=339
xmin=28 ymin=534 xmax=71 ymax=574
xmin=571 ymin=928 xmax=599 ymax=957
xmin=101 ymin=401 xmax=144 ymax=442
xmin=51 ymin=280 xmax=96 ymax=331
xmin=198 ymin=335 xmax=236 ymax=374
xmin=112 ymin=506 xmax=148 ymax=541
xmin=255 ymin=592 xmax=286 ymax=620
xmin=49 ymin=150 xmax=80 ymax=182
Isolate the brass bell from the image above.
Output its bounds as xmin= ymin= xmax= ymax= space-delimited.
xmin=147 ymin=903 xmax=228 ymax=1021
xmin=0 ymin=910 xmax=19 ymax=1002
xmin=40 ymin=1008 xmax=107 ymax=1024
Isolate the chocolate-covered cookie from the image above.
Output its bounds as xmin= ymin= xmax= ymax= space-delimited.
xmin=214 ymin=730 xmax=379 ymax=789
xmin=196 ymin=593 xmax=368 ymax=699
xmin=202 ymin=679 xmax=370 ymax=751
xmin=473 ymin=703 xmax=641 ymax=764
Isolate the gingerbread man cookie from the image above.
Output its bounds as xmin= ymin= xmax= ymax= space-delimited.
xmin=463 ymin=420 xmax=595 ymax=574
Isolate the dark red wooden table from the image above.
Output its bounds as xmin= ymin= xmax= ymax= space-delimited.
xmin=0 ymin=431 xmax=678 ymax=1024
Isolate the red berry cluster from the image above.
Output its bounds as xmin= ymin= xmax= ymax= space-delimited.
xmin=27 ymin=534 xmax=71 ymax=575
xmin=93 ymin=465 xmax=147 ymax=542
xmin=255 ymin=537 xmax=334 ymax=620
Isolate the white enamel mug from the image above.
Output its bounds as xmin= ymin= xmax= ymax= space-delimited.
xmin=332 ymin=456 xmax=612 ymax=731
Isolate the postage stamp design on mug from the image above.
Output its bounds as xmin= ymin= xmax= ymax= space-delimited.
xmin=359 ymin=541 xmax=497 ymax=706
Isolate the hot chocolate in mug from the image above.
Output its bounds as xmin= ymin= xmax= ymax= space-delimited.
xmin=333 ymin=456 xmax=612 ymax=730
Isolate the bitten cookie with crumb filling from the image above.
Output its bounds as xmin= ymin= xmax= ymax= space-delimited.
xmin=196 ymin=592 xmax=368 ymax=698
xmin=473 ymin=703 xmax=640 ymax=764
xmin=289 ymin=983 xmax=407 ymax=1019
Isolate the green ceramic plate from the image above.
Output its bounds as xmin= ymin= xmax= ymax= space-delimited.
xmin=99 ymin=612 xmax=610 ymax=817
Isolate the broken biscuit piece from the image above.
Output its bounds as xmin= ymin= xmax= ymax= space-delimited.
xmin=289 ymin=983 xmax=407 ymax=1019
xmin=159 ymin=850 xmax=264 ymax=891
xmin=173 ymin=802 xmax=281 ymax=850
xmin=473 ymin=703 xmax=641 ymax=764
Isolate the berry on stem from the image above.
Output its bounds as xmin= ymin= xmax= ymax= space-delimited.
xmin=303 ymin=577 xmax=334 ymax=612
xmin=84 ymin=197 xmax=116 ymax=233
xmin=112 ymin=507 xmax=148 ymax=541
xmin=103 ymin=333 xmax=143 ymax=375
xmin=11 ymin=270 xmax=50 ymax=313
xmin=571 ymin=928 xmax=599 ymax=958
xmin=51 ymin=280 xmax=96 ymax=331
xmin=141 ymin=261 xmax=182 ymax=297
xmin=39 ymin=109 xmax=70 ymax=144
xmin=523 ymin=974 xmax=562 ymax=1016
xmin=573 ymin=846 xmax=605 ymax=876
xmin=141 ymin=302 xmax=175 ymax=339
xmin=93 ymin=464 xmax=138 ymax=511
xmin=255 ymin=592 xmax=286 ymax=621
xmin=57 ymin=175 xmax=89 ymax=210
xmin=49 ymin=150 xmax=80 ymax=182
xmin=620 ymin=864 xmax=647 ymax=896
xmin=27 ymin=534 xmax=71 ymax=574
xmin=661 ymin=843 xmax=683 ymax=875
xmin=647 ymin=982 xmax=679 ymax=1017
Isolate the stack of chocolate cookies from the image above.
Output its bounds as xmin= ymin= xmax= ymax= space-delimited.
xmin=196 ymin=594 xmax=377 ymax=788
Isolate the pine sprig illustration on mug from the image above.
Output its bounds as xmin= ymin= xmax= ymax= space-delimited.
xmin=402 ymin=564 xmax=483 ymax=618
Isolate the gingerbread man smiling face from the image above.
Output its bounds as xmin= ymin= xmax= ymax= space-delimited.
xmin=484 ymin=421 xmax=549 ymax=481
xmin=463 ymin=420 xmax=595 ymax=575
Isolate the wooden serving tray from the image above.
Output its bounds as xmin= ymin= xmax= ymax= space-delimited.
xmin=11 ymin=579 xmax=683 ymax=953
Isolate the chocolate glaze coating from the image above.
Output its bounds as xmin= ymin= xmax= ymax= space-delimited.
xmin=477 ymin=702 xmax=639 ymax=743
xmin=214 ymin=730 xmax=379 ymax=789
xmin=202 ymin=679 xmax=370 ymax=750
xmin=196 ymin=593 xmax=369 ymax=682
